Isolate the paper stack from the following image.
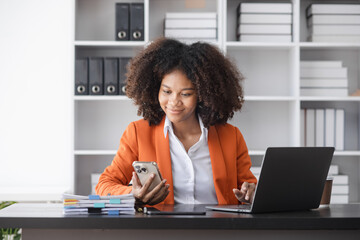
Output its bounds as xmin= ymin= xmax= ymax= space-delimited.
xmin=300 ymin=108 xmax=345 ymax=150
xmin=300 ymin=61 xmax=348 ymax=97
xmin=307 ymin=3 xmax=360 ymax=43
xmin=62 ymin=193 xmax=135 ymax=215
xmin=164 ymin=12 xmax=217 ymax=43
xmin=236 ymin=2 xmax=292 ymax=42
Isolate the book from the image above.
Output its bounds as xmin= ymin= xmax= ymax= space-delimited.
xmin=165 ymin=19 xmax=217 ymax=28
xmin=165 ymin=12 xmax=217 ymax=19
xmin=309 ymin=25 xmax=360 ymax=35
xmin=325 ymin=109 xmax=335 ymax=147
xmin=238 ymin=34 xmax=291 ymax=42
xmin=329 ymin=165 xmax=339 ymax=175
xmin=238 ymin=3 xmax=292 ymax=14
xmin=330 ymin=194 xmax=349 ymax=204
xmin=308 ymin=35 xmax=360 ymax=43
xmin=332 ymin=185 xmax=349 ymax=194
xmin=164 ymin=28 xmax=217 ymax=38
xmin=315 ymin=109 xmax=325 ymax=147
xmin=307 ymin=4 xmax=360 ymax=16
xmin=300 ymin=79 xmax=348 ymax=88
xmin=335 ymin=109 xmax=345 ymax=151
xmin=239 ymin=14 xmax=292 ymax=24
xmin=238 ymin=24 xmax=291 ymax=34
xmin=301 ymin=68 xmax=347 ymax=78
xmin=300 ymin=88 xmax=348 ymax=97
xmin=300 ymin=61 xmax=342 ymax=68
xmin=301 ymin=109 xmax=305 ymax=147
xmin=333 ymin=175 xmax=349 ymax=185
xmin=305 ymin=109 xmax=315 ymax=147
xmin=308 ymin=14 xmax=360 ymax=25
xmin=91 ymin=173 xmax=101 ymax=195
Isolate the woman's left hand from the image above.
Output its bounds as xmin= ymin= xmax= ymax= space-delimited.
xmin=233 ymin=182 xmax=256 ymax=204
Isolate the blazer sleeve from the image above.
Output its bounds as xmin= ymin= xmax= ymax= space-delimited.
xmin=235 ymin=127 xmax=257 ymax=189
xmin=95 ymin=122 xmax=139 ymax=196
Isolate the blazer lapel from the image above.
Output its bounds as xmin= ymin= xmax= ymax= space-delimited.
xmin=154 ymin=118 xmax=174 ymax=204
xmin=208 ymin=125 xmax=228 ymax=204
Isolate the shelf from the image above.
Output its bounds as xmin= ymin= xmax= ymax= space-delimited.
xmin=74 ymin=96 xmax=131 ymax=101
xmin=245 ymin=96 xmax=296 ymax=101
xmin=249 ymin=150 xmax=360 ymax=157
xmin=75 ymin=150 xmax=117 ymax=155
xmin=300 ymin=42 xmax=360 ymax=49
xmin=226 ymin=41 xmax=295 ymax=50
xmin=75 ymin=41 xmax=146 ymax=47
xmin=300 ymin=97 xmax=360 ymax=102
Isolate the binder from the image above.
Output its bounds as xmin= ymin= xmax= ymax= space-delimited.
xmin=130 ymin=3 xmax=144 ymax=41
xmin=115 ymin=3 xmax=130 ymax=41
xmin=119 ymin=57 xmax=131 ymax=95
xmin=104 ymin=58 xmax=119 ymax=95
xmin=75 ymin=58 xmax=89 ymax=95
xmin=89 ymin=58 xmax=104 ymax=95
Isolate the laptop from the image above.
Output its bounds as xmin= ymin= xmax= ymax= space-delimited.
xmin=206 ymin=147 xmax=335 ymax=213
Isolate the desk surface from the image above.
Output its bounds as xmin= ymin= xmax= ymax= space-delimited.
xmin=0 ymin=203 xmax=360 ymax=230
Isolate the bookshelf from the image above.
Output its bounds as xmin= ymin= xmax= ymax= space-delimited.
xmin=73 ymin=0 xmax=360 ymax=202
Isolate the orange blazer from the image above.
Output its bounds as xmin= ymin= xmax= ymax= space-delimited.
xmin=95 ymin=117 xmax=257 ymax=204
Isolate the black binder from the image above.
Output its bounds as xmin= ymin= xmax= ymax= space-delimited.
xmin=89 ymin=58 xmax=104 ymax=95
xmin=119 ymin=57 xmax=131 ymax=95
xmin=116 ymin=3 xmax=130 ymax=41
xmin=130 ymin=3 xmax=144 ymax=41
xmin=104 ymin=58 xmax=119 ymax=95
xmin=75 ymin=58 xmax=89 ymax=95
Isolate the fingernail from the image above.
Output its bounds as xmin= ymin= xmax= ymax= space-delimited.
xmin=151 ymin=173 xmax=155 ymax=178
xmin=162 ymin=179 xmax=167 ymax=183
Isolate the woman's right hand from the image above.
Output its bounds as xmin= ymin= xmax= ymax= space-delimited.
xmin=131 ymin=171 xmax=170 ymax=205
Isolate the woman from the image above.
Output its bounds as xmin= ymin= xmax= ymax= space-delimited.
xmin=96 ymin=38 xmax=257 ymax=205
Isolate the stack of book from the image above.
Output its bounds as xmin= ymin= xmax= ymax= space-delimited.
xmin=251 ymin=164 xmax=349 ymax=203
xmin=300 ymin=61 xmax=348 ymax=97
xmin=236 ymin=2 xmax=292 ymax=42
xmin=300 ymin=108 xmax=345 ymax=150
xmin=164 ymin=12 xmax=217 ymax=43
xmin=62 ymin=193 xmax=135 ymax=215
xmin=307 ymin=3 xmax=360 ymax=43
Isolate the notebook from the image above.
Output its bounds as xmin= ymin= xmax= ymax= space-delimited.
xmin=206 ymin=147 xmax=335 ymax=213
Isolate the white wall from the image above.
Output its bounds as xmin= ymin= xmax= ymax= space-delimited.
xmin=0 ymin=0 xmax=73 ymax=201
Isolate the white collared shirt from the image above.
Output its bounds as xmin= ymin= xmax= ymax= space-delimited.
xmin=164 ymin=116 xmax=218 ymax=204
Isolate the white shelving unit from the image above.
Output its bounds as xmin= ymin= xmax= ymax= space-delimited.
xmin=73 ymin=0 xmax=360 ymax=202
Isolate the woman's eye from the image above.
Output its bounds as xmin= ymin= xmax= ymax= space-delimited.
xmin=163 ymin=90 xmax=171 ymax=94
xmin=182 ymin=93 xmax=191 ymax=97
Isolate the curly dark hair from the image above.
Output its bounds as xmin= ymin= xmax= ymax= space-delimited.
xmin=126 ymin=38 xmax=245 ymax=128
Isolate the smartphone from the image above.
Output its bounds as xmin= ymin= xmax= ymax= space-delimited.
xmin=132 ymin=161 xmax=163 ymax=191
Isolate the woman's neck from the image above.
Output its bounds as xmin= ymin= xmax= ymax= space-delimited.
xmin=171 ymin=115 xmax=201 ymax=140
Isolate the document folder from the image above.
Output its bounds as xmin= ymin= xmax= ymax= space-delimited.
xmin=116 ymin=3 xmax=130 ymax=41
xmin=89 ymin=58 xmax=104 ymax=95
xmin=75 ymin=58 xmax=89 ymax=95
xmin=104 ymin=58 xmax=119 ymax=95
xmin=119 ymin=57 xmax=131 ymax=95
xmin=130 ymin=3 xmax=144 ymax=41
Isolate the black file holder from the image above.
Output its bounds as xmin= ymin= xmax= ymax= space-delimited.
xmin=75 ymin=58 xmax=89 ymax=95
xmin=130 ymin=3 xmax=144 ymax=41
xmin=89 ymin=58 xmax=104 ymax=95
xmin=104 ymin=58 xmax=119 ymax=95
xmin=119 ymin=57 xmax=131 ymax=95
xmin=115 ymin=3 xmax=130 ymax=41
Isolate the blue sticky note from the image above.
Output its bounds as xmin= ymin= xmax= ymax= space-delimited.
xmin=108 ymin=210 xmax=120 ymax=215
xmin=109 ymin=199 xmax=121 ymax=204
xmin=94 ymin=203 xmax=105 ymax=208
xmin=89 ymin=195 xmax=101 ymax=200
